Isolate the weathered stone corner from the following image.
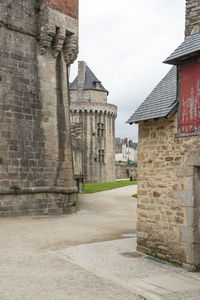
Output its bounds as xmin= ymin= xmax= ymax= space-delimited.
xmin=0 ymin=0 xmax=79 ymax=217
xmin=39 ymin=3 xmax=78 ymax=63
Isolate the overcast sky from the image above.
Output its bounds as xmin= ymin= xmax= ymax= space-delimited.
xmin=70 ymin=0 xmax=185 ymax=142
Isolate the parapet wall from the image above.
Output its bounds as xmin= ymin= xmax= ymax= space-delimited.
xmin=70 ymin=90 xmax=108 ymax=103
xmin=70 ymin=101 xmax=117 ymax=117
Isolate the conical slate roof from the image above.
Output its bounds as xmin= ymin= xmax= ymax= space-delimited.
xmin=70 ymin=64 xmax=108 ymax=93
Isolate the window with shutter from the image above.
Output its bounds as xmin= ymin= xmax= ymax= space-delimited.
xmin=180 ymin=63 xmax=200 ymax=133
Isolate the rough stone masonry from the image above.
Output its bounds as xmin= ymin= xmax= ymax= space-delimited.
xmin=129 ymin=0 xmax=200 ymax=269
xmin=0 ymin=0 xmax=79 ymax=216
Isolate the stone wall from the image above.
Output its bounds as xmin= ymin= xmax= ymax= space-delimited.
xmin=137 ymin=113 xmax=200 ymax=268
xmin=115 ymin=162 xmax=127 ymax=179
xmin=115 ymin=162 xmax=138 ymax=179
xmin=0 ymin=0 xmax=78 ymax=216
xmin=185 ymin=0 xmax=200 ymax=37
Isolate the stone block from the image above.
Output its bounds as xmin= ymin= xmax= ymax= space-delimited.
xmin=179 ymin=225 xmax=200 ymax=243
xmin=186 ymin=243 xmax=200 ymax=265
xmin=137 ymin=231 xmax=148 ymax=239
xmin=176 ymin=167 xmax=193 ymax=177
xmin=185 ymin=207 xmax=200 ymax=227
xmin=186 ymin=150 xmax=200 ymax=166
xmin=185 ymin=176 xmax=194 ymax=190
xmin=176 ymin=190 xmax=194 ymax=206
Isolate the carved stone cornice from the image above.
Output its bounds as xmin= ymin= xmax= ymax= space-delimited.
xmin=51 ymin=28 xmax=66 ymax=58
xmin=63 ymin=34 xmax=79 ymax=65
xmin=38 ymin=3 xmax=79 ymax=63
xmin=39 ymin=25 xmax=55 ymax=55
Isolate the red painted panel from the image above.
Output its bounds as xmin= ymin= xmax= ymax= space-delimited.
xmin=180 ymin=63 xmax=200 ymax=133
xmin=43 ymin=0 xmax=78 ymax=19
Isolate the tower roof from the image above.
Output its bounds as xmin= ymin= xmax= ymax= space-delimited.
xmin=70 ymin=63 xmax=108 ymax=94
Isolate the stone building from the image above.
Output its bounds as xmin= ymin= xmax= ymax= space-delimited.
xmin=115 ymin=138 xmax=138 ymax=180
xmin=115 ymin=138 xmax=137 ymax=163
xmin=70 ymin=61 xmax=117 ymax=182
xmin=127 ymin=0 xmax=200 ymax=269
xmin=0 ymin=0 xmax=79 ymax=216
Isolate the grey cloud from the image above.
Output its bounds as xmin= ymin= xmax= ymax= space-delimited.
xmin=70 ymin=0 xmax=185 ymax=141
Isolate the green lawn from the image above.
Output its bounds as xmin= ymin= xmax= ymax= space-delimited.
xmin=132 ymin=194 xmax=138 ymax=198
xmin=83 ymin=180 xmax=137 ymax=194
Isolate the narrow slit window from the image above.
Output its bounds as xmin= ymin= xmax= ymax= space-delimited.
xmin=97 ymin=123 xmax=104 ymax=137
xmin=98 ymin=149 xmax=105 ymax=162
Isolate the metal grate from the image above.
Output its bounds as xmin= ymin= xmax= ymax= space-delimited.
xmin=120 ymin=252 xmax=143 ymax=258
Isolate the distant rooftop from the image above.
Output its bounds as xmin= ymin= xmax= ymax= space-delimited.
xmin=70 ymin=62 xmax=108 ymax=94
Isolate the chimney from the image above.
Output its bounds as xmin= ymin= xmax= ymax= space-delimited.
xmin=77 ymin=61 xmax=86 ymax=91
xmin=185 ymin=0 xmax=200 ymax=38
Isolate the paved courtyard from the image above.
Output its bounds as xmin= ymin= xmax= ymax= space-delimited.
xmin=1 ymin=185 xmax=200 ymax=300
xmin=0 ymin=185 xmax=139 ymax=299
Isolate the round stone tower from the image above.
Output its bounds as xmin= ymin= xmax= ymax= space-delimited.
xmin=70 ymin=61 xmax=117 ymax=183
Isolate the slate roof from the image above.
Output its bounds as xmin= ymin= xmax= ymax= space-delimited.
xmin=70 ymin=64 xmax=108 ymax=93
xmin=129 ymin=142 xmax=138 ymax=150
xmin=126 ymin=66 xmax=177 ymax=124
xmin=164 ymin=33 xmax=200 ymax=65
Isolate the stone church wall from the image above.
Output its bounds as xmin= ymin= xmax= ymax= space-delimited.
xmin=137 ymin=113 xmax=200 ymax=268
xmin=0 ymin=0 xmax=78 ymax=216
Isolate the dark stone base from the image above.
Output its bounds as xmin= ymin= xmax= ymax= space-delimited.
xmin=0 ymin=192 xmax=77 ymax=217
xmin=137 ymin=242 xmax=185 ymax=268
